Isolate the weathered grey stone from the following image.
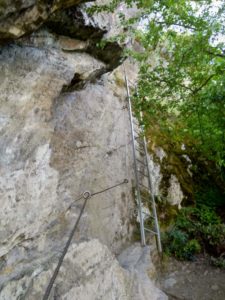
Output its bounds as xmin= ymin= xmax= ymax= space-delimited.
xmin=163 ymin=278 xmax=177 ymax=289
xmin=0 ymin=0 xmax=36 ymax=19
xmin=82 ymin=0 xmax=139 ymax=40
xmin=0 ymin=240 xmax=129 ymax=299
xmin=0 ymin=4 xmax=167 ymax=298
xmin=46 ymin=4 xmax=124 ymax=70
xmin=0 ymin=240 xmax=167 ymax=299
xmin=0 ymin=36 xmax=165 ymax=297
xmin=118 ymin=244 xmax=168 ymax=300
xmin=0 ymin=0 xmax=82 ymax=40
xmin=0 ymin=31 xmax=140 ymax=296
xmin=166 ymin=175 xmax=184 ymax=208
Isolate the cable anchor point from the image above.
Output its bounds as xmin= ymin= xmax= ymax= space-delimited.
xmin=83 ymin=191 xmax=92 ymax=199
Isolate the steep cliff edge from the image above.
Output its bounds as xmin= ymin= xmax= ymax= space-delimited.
xmin=0 ymin=2 xmax=167 ymax=299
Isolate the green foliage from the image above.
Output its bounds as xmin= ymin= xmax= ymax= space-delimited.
xmin=135 ymin=39 xmax=225 ymax=166
xmin=163 ymin=205 xmax=225 ymax=262
xmin=211 ymin=256 xmax=225 ymax=269
xmin=195 ymin=186 xmax=225 ymax=208
xmin=163 ymin=228 xmax=201 ymax=260
xmin=185 ymin=239 xmax=202 ymax=256
xmin=86 ymin=0 xmax=225 ymax=267
xmin=203 ymin=223 xmax=225 ymax=248
xmin=125 ymin=1 xmax=225 ymax=167
xmin=87 ymin=0 xmax=225 ymax=267
xmin=86 ymin=0 xmax=120 ymax=14
xmin=177 ymin=206 xmax=221 ymax=227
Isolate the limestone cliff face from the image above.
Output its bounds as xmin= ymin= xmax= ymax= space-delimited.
xmin=0 ymin=2 xmax=167 ymax=299
xmin=0 ymin=0 xmax=83 ymax=40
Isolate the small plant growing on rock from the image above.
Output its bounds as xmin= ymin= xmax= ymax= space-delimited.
xmin=162 ymin=205 xmax=225 ymax=264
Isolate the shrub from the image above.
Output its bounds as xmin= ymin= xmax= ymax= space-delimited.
xmin=183 ymin=239 xmax=201 ymax=259
xmin=163 ymin=229 xmax=201 ymax=260
xmin=211 ymin=256 xmax=225 ymax=269
xmin=162 ymin=205 xmax=225 ymax=263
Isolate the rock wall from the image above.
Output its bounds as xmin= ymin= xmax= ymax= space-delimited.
xmin=149 ymin=142 xmax=194 ymax=206
xmin=0 ymin=0 xmax=83 ymax=40
xmin=147 ymin=149 xmax=186 ymax=208
xmin=0 ymin=1 xmax=167 ymax=299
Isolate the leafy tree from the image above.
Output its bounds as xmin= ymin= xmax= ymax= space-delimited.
xmin=130 ymin=1 xmax=225 ymax=167
xmin=89 ymin=0 xmax=225 ymax=166
xmin=89 ymin=0 xmax=225 ymax=259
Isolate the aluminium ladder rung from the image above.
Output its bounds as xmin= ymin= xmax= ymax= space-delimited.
xmin=134 ymin=138 xmax=144 ymax=144
xmin=139 ymin=182 xmax=150 ymax=191
xmin=136 ymin=151 xmax=145 ymax=157
xmin=135 ymin=145 xmax=145 ymax=152
xmin=135 ymin=142 xmax=145 ymax=150
xmin=132 ymin=119 xmax=138 ymax=124
xmin=137 ymin=170 xmax=148 ymax=178
xmin=141 ymin=198 xmax=155 ymax=206
xmin=128 ymin=79 xmax=135 ymax=87
xmin=134 ymin=130 xmax=141 ymax=136
xmin=136 ymin=146 xmax=146 ymax=154
xmin=131 ymin=111 xmax=138 ymax=117
xmin=135 ymin=146 xmax=145 ymax=154
xmin=134 ymin=129 xmax=142 ymax=136
xmin=124 ymin=64 xmax=162 ymax=253
xmin=140 ymin=195 xmax=153 ymax=203
xmin=134 ymin=135 xmax=144 ymax=141
xmin=134 ymin=134 xmax=143 ymax=141
xmin=144 ymin=227 xmax=158 ymax=235
xmin=140 ymin=194 xmax=150 ymax=200
xmin=142 ymin=211 xmax=150 ymax=216
xmin=135 ymin=142 xmax=145 ymax=149
xmin=142 ymin=211 xmax=155 ymax=219
xmin=133 ymin=122 xmax=142 ymax=130
xmin=136 ymin=158 xmax=147 ymax=167
xmin=134 ymin=136 xmax=140 ymax=142
xmin=134 ymin=132 xmax=142 ymax=139
xmin=134 ymin=139 xmax=145 ymax=146
xmin=135 ymin=135 xmax=144 ymax=141
xmin=132 ymin=119 xmax=139 ymax=126
xmin=133 ymin=124 xmax=142 ymax=131
xmin=136 ymin=156 xmax=147 ymax=166
xmin=132 ymin=122 xmax=142 ymax=129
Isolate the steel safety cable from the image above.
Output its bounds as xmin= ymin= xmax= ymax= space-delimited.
xmin=42 ymin=179 xmax=128 ymax=300
xmin=91 ymin=178 xmax=128 ymax=197
xmin=122 ymin=91 xmax=129 ymax=188
xmin=42 ymin=191 xmax=90 ymax=300
xmin=65 ymin=194 xmax=84 ymax=212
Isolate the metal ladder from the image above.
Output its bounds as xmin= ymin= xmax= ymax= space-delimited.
xmin=124 ymin=67 xmax=162 ymax=253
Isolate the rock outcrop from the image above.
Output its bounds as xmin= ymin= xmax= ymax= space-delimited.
xmin=0 ymin=0 xmax=83 ymax=40
xmin=0 ymin=240 xmax=167 ymax=299
xmin=0 ymin=1 xmax=168 ymax=299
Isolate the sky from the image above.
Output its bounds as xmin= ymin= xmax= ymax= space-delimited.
xmin=209 ymin=0 xmax=225 ymax=45
xmin=138 ymin=0 xmax=224 ymax=46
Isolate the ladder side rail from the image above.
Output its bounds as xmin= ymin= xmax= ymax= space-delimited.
xmin=141 ymin=113 xmax=162 ymax=253
xmin=123 ymin=66 xmax=146 ymax=247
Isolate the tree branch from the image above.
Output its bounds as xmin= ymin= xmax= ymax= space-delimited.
xmin=192 ymin=74 xmax=215 ymax=94
xmin=206 ymin=50 xmax=225 ymax=58
xmin=155 ymin=21 xmax=196 ymax=31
